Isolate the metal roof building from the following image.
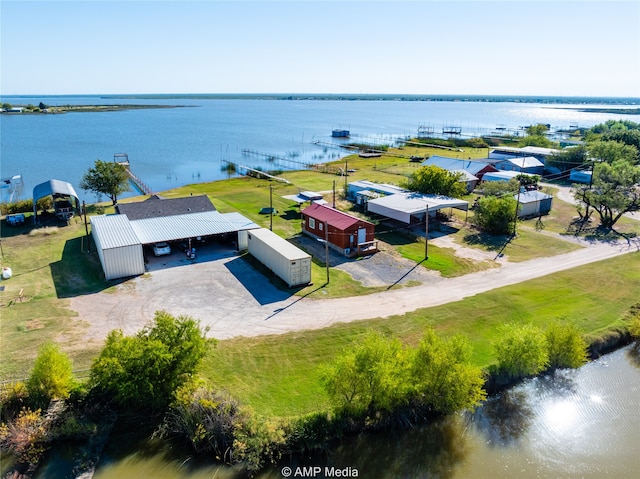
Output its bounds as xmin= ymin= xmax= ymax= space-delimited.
xmin=90 ymin=215 xmax=145 ymax=280
xmin=90 ymin=209 xmax=259 ymax=280
xmin=515 ymin=190 xmax=554 ymax=218
xmin=129 ymin=211 xmax=254 ymax=244
xmin=367 ymin=192 xmax=469 ymax=224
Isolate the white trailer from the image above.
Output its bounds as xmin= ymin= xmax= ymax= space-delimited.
xmin=247 ymin=228 xmax=311 ymax=287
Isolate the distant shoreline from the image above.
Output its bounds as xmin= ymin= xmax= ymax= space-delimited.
xmin=104 ymin=93 xmax=640 ymax=105
xmin=3 ymin=93 xmax=640 ymax=105
xmin=0 ymin=104 xmax=187 ymax=114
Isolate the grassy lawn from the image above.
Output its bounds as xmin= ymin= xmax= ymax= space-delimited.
xmin=0 ymin=218 xmax=112 ymax=379
xmin=201 ymin=252 xmax=640 ymax=418
xmin=376 ymin=229 xmax=496 ymax=277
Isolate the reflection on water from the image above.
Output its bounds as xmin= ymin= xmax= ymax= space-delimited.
xmin=59 ymin=346 xmax=640 ymax=479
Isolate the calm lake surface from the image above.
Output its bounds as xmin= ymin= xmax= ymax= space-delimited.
xmin=2 ymin=95 xmax=640 ymax=202
xmin=31 ymin=345 xmax=639 ymax=479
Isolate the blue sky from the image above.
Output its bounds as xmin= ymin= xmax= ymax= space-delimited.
xmin=2 ymin=0 xmax=639 ymax=97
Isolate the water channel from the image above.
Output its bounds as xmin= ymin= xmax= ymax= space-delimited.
xmin=42 ymin=344 xmax=636 ymax=479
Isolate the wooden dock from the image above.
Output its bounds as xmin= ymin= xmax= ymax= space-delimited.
xmin=114 ymin=153 xmax=153 ymax=195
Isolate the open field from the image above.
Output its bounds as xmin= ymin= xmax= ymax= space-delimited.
xmin=203 ymin=252 xmax=640 ymax=417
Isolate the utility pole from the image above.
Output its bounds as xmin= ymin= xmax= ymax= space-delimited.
xmin=324 ymin=221 xmax=330 ymax=283
xmin=332 ymin=180 xmax=336 ymax=207
xmin=424 ymin=204 xmax=429 ymax=260
xmin=83 ymin=201 xmax=90 ymax=252
xmin=269 ymin=185 xmax=273 ymax=231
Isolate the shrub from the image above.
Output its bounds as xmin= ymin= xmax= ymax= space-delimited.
xmin=545 ymin=320 xmax=588 ymax=369
xmin=26 ymin=343 xmax=76 ymax=409
xmin=88 ymin=311 xmax=211 ymax=413
xmin=494 ymin=323 xmax=549 ymax=380
xmin=626 ymin=303 xmax=640 ymax=341
xmin=321 ymin=331 xmax=409 ymax=414
xmin=0 ymin=382 xmax=29 ymax=422
xmin=164 ymin=385 xmax=242 ymax=458
xmin=472 ymin=195 xmax=517 ymax=235
xmin=409 ymin=329 xmax=486 ymax=414
xmin=0 ymin=407 xmax=47 ymax=467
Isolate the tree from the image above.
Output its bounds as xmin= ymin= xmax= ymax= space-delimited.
xmin=321 ymin=331 xmax=408 ymax=413
xmin=402 ymin=165 xmax=467 ymax=197
xmin=494 ymin=323 xmax=549 ymax=380
xmin=89 ymin=311 xmax=211 ymax=412
xmin=545 ymin=321 xmax=588 ymax=369
xmin=573 ymin=159 xmax=640 ymax=229
xmin=79 ymin=159 xmax=130 ymax=205
xmin=546 ymin=145 xmax=588 ymax=173
xmin=472 ymin=195 xmax=517 ymax=235
xmin=26 ymin=343 xmax=75 ymax=407
xmin=481 ymin=178 xmax=520 ymax=197
xmin=519 ymin=124 xmax=556 ymax=148
xmin=409 ymin=329 xmax=486 ymax=414
xmin=588 ymin=140 xmax=639 ymax=166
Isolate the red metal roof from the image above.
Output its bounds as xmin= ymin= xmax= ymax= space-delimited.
xmin=301 ymin=203 xmax=372 ymax=230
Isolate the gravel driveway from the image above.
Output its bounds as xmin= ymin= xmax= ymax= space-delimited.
xmin=70 ymin=232 xmax=639 ymax=342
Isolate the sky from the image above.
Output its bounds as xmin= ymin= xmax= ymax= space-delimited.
xmin=1 ymin=0 xmax=639 ymax=97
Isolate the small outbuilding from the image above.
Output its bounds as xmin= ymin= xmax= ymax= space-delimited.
xmin=301 ymin=203 xmax=377 ymax=256
xmin=569 ymin=169 xmax=592 ymax=184
xmin=247 ymin=228 xmax=312 ymax=287
xmin=90 ymin=215 xmax=145 ymax=280
xmin=515 ymin=190 xmax=553 ymax=218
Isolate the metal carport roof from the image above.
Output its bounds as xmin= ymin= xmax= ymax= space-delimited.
xmin=90 ymin=215 xmax=140 ymax=249
xmin=32 ymin=179 xmax=81 ymax=221
xmin=129 ymin=211 xmax=258 ymax=244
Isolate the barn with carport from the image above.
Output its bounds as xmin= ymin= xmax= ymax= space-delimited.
xmin=90 ymin=208 xmax=259 ymax=280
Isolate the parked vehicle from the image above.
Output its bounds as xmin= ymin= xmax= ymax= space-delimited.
xmin=6 ymin=213 xmax=25 ymax=226
xmin=152 ymin=242 xmax=171 ymax=256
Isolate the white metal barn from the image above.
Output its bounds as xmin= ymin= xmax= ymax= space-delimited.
xmin=247 ymin=228 xmax=311 ymax=287
xmin=90 ymin=215 xmax=145 ymax=280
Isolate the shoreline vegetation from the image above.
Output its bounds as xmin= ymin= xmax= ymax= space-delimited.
xmin=2 ymin=93 xmax=640 ymax=104
xmin=0 ymin=104 xmax=184 ymax=114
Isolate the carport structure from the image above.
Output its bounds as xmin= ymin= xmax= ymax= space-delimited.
xmin=366 ymin=192 xmax=469 ymax=224
xmin=90 ymin=210 xmax=259 ymax=280
xmin=32 ymin=179 xmax=81 ymax=223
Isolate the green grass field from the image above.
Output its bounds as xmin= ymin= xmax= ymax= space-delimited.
xmin=202 ymin=252 xmax=640 ymax=417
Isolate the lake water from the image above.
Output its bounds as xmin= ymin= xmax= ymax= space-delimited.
xmin=34 ymin=344 xmax=634 ymax=479
xmin=2 ymin=95 xmax=640 ymax=203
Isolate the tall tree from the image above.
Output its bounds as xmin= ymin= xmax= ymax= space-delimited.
xmin=546 ymin=145 xmax=588 ymax=172
xmin=403 ymin=165 xmax=467 ymax=197
xmin=79 ymin=159 xmax=130 ymax=205
xmin=573 ymin=159 xmax=640 ymax=229
xmin=588 ymin=140 xmax=639 ymax=165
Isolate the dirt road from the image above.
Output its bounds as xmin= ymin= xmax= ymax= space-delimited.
xmin=71 ymin=235 xmax=639 ymax=342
